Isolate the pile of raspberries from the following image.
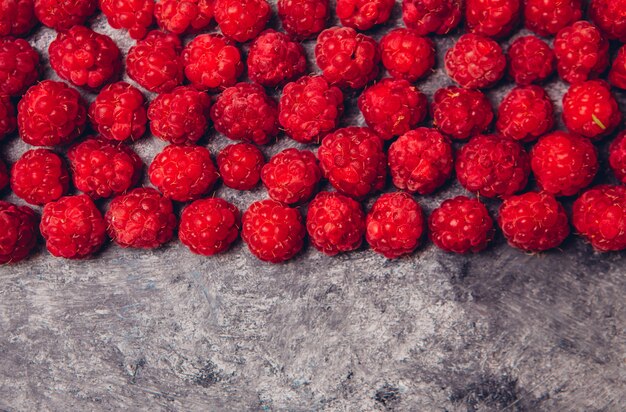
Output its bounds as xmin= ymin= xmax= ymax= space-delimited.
xmin=2 ymin=0 xmax=626 ymax=264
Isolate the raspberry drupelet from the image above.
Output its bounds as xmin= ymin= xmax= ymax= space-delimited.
xmin=0 ymin=37 xmax=39 ymax=97
xmin=507 ymin=36 xmax=555 ymax=86
xmin=336 ymin=0 xmax=394 ymax=31
xmin=155 ymin=0 xmax=214 ymax=34
xmin=379 ymin=29 xmax=435 ymax=83
xmin=11 ymin=149 xmax=69 ymax=205
xmin=496 ymin=85 xmax=554 ymax=143
xmin=217 ymin=143 xmax=264 ymax=191
xmin=99 ymin=0 xmax=154 ymax=40
xmin=214 ymin=0 xmax=270 ymax=42
xmin=247 ymin=30 xmax=307 ymax=87
xmin=182 ymin=34 xmax=243 ymax=91
xmin=432 ymin=86 xmax=493 ymax=140
xmin=0 ymin=201 xmax=38 ymax=264
xmin=562 ymin=80 xmax=621 ymax=140
xmin=573 ymin=185 xmax=626 ymax=251
xmin=89 ymin=82 xmax=147 ymax=143
xmin=402 ymin=0 xmax=462 ymax=36
xmin=179 ymin=198 xmax=240 ymax=256
xmin=0 ymin=0 xmax=38 ymax=37
xmin=524 ymin=0 xmax=581 ymax=36
xmin=466 ymin=0 xmax=520 ymax=38
xmin=445 ymin=33 xmax=506 ymax=89
xmin=0 ymin=159 xmax=8 ymax=191
xmin=34 ymin=0 xmax=96 ymax=31
xmin=609 ymin=132 xmax=626 ymax=184
xmin=261 ymin=148 xmax=322 ymax=205
xmin=554 ymin=21 xmax=609 ymax=85
xmin=609 ymin=45 xmax=626 ymax=90
xmin=0 ymin=96 xmax=16 ymax=141
xmin=278 ymin=0 xmax=328 ymax=40
xmin=589 ymin=0 xmax=626 ymax=43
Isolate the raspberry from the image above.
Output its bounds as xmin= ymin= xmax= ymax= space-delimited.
xmin=306 ymin=191 xmax=365 ymax=256
xmin=589 ymin=0 xmax=626 ymax=42
xmin=247 ymin=30 xmax=307 ymax=87
xmin=379 ymin=29 xmax=435 ymax=83
xmin=155 ymin=0 xmax=213 ymax=34
xmin=456 ymin=135 xmax=530 ymax=198
xmin=261 ymin=148 xmax=322 ymax=205
xmin=49 ymin=26 xmax=121 ymax=89
xmin=402 ymin=0 xmax=462 ymax=36
xmin=318 ymin=127 xmax=386 ymax=199
xmin=99 ymin=0 xmax=154 ymax=40
xmin=366 ymin=192 xmax=424 ymax=259
xmin=0 ymin=0 xmax=38 ymax=37
xmin=524 ymin=0 xmax=581 ymax=36
xmin=315 ymin=27 xmax=380 ymax=89
xmin=388 ymin=128 xmax=453 ymax=195
xmin=88 ymin=82 xmax=147 ymax=143
xmin=0 ymin=201 xmax=37 ymax=264
xmin=217 ymin=143 xmax=264 ymax=190
xmin=530 ymin=131 xmax=599 ymax=197
xmin=182 ymin=34 xmax=243 ymax=91
xmin=242 ymin=199 xmax=305 ymax=263
xmin=445 ymin=34 xmax=506 ymax=89
xmin=211 ymin=83 xmax=278 ymax=145
xmin=498 ymin=192 xmax=570 ymax=252
xmin=562 ymin=80 xmax=621 ymax=139
xmin=466 ymin=0 xmax=520 ymax=38
xmin=126 ymin=30 xmax=183 ymax=93
xmin=278 ymin=0 xmax=328 ymax=39
xmin=34 ymin=0 xmax=96 ymax=30
xmin=11 ymin=149 xmax=69 ymax=205
xmin=0 ymin=96 xmax=16 ymax=141
xmin=358 ymin=78 xmax=428 ymax=140
xmin=105 ymin=187 xmax=177 ymax=249
xmin=432 ymin=86 xmax=493 ymax=140
xmin=18 ymin=80 xmax=87 ymax=147
xmin=0 ymin=37 xmax=39 ymax=97
xmin=554 ymin=21 xmax=609 ymax=85
xmin=179 ymin=198 xmax=240 ymax=256
xmin=496 ymin=86 xmax=554 ymax=143
xmin=573 ymin=185 xmax=626 ymax=251
xmin=609 ymin=132 xmax=626 ymax=184
xmin=507 ymin=36 xmax=555 ymax=86
xmin=336 ymin=0 xmax=394 ymax=31
xmin=214 ymin=0 xmax=270 ymax=42
xmin=40 ymin=195 xmax=106 ymax=259
xmin=429 ymin=196 xmax=494 ymax=254
xmin=609 ymin=45 xmax=626 ymax=90
xmin=67 ymin=138 xmax=143 ymax=199
xmin=149 ymin=145 xmax=218 ymax=202
xmin=0 ymin=159 xmax=8 ymax=191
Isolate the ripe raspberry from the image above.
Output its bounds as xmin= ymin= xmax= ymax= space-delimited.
xmin=217 ymin=143 xmax=264 ymax=190
xmin=358 ymin=78 xmax=428 ymax=140
xmin=573 ymin=185 xmax=626 ymax=251
xmin=261 ymin=148 xmax=322 ymax=205
xmin=40 ymin=195 xmax=106 ymax=259
xmin=88 ymin=82 xmax=147 ymax=143
xmin=179 ymin=198 xmax=240 ymax=256
xmin=608 ymin=45 xmax=626 ymax=90
xmin=318 ymin=127 xmax=386 ymax=199
xmin=456 ymin=134 xmax=530 ymax=198
xmin=307 ymin=191 xmax=365 ymax=256
xmin=524 ymin=0 xmax=581 ymax=36
xmin=466 ymin=0 xmax=520 ymax=38
xmin=247 ymin=30 xmax=307 ymax=87
xmin=530 ymin=131 xmax=598 ymax=197
xmin=155 ymin=0 xmax=213 ymax=34
xmin=366 ymin=192 xmax=424 ymax=259
xmin=432 ymin=86 xmax=493 ymax=140
xmin=315 ymin=27 xmax=380 ymax=89
xmin=211 ymin=83 xmax=278 ymax=145
xmin=11 ymin=149 xmax=69 ymax=205
xmin=429 ymin=196 xmax=494 ymax=254
xmin=507 ymin=36 xmax=555 ymax=86
xmin=379 ymin=29 xmax=435 ymax=83
xmin=589 ymin=0 xmax=626 ymax=42
xmin=0 ymin=0 xmax=38 ymax=37
xmin=498 ymin=192 xmax=569 ymax=252
xmin=0 ymin=201 xmax=37 ymax=264
xmin=67 ymin=138 xmax=143 ymax=199
xmin=402 ymin=0 xmax=462 ymax=36
xmin=0 ymin=37 xmax=39 ymax=97
xmin=18 ymin=80 xmax=87 ymax=146
xmin=105 ymin=187 xmax=177 ymax=249
xmin=99 ymin=0 xmax=154 ymax=40
xmin=562 ymin=80 xmax=621 ymax=139
xmin=554 ymin=21 xmax=609 ymax=85
xmin=149 ymin=145 xmax=218 ymax=202
xmin=182 ymin=34 xmax=243 ymax=91
xmin=496 ymin=86 xmax=554 ymax=143
xmin=0 ymin=159 xmax=8 ymax=191
xmin=336 ymin=0 xmax=394 ymax=31
xmin=445 ymin=33 xmax=506 ymax=89
xmin=0 ymin=96 xmax=16 ymax=141
xmin=278 ymin=0 xmax=328 ymax=39
xmin=126 ymin=30 xmax=183 ymax=93
xmin=214 ymin=0 xmax=270 ymax=42
xmin=34 ymin=0 xmax=96 ymax=30
xmin=609 ymin=132 xmax=626 ymax=184
xmin=242 ymin=199 xmax=305 ymax=263
xmin=388 ymin=128 xmax=453 ymax=195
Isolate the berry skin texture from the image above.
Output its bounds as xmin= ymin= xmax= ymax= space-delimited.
xmin=358 ymin=78 xmax=428 ymax=140
xmin=456 ymin=135 xmax=530 ymax=198
xmin=609 ymin=45 xmax=626 ymax=90
xmin=182 ymin=34 xmax=243 ymax=91
xmin=214 ymin=0 xmax=270 ymax=42
xmin=507 ymin=36 xmax=555 ymax=86
xmin=99 ymin=0 xmax=154 ymax=40
xmin=589 ymin=0 xmax=626 ymax=43
xmin=336 ymin=0 xmax=394 ymax=31
xmin=388 ymin=128 xmax=453 ymax=195
xmin=402 ymin=0 xmax=462 ymax=36
xmin=562 ymin=80 xmax=621 ymax=140
xmin=34 ymin=0 xmax=96 ymax=31
xmin=498 ymin=192 xmax=570 ymax=252
xmin=609 ymin=132 xmax=626 ymax=184
xmin=445 ymin=34 xmax=506 ymax=89
xmin=0 ymin=0 xmax=38 ymax=37
xmin=318 ymin=127 xmax=386 ymax=199
xmin=379 ymin=29 xmax=435 ymax=83
xmin=315 ymin=27 xmax=380 ymax=89
xmin=179 ymin=198 xmax=240 ymax=256
xmin=0 ymin=37 xmax=39 ymax=97
xmin=40 ymin=195 xmax=106 ymax=259
xmin=0 ymin=201 xmax=38 ymax=264
xmin=554 ymin=21 xmax=609 ymax=85
xmin=432 ymin=86 xmax=493 ymax=141
xmin=466 ymin=0 xmax=520 ymax=38
xmin=366 ymin=192 xmax=424 ymax=259
xmin=573 ymin=185 xmax=626 ymax=252
xmin=247 ymin=30 xmax=307 ymax=87
xmin=0 ymin=159 xmax=9 ymax=191
xmin=217 ymin=143 xmax=265 ymax=191
xmin=105 ymin=188 xmax=177 ymax=249
xmin=11 ymin=149 xmax=69 ymax=205
xmin=0 ymin=96 xmax=16 ymax=141
xmin=261 ymin=148 xmax=322 ymax=205
xmin=155 ymin=0 xmax=214 ymax=34
xmin=524 ymin=0 xmax=581 ymax=36
xmin=278 ymin=0 xmax=328 ymax=39
xmin=89 ymin=82 xmax=147 ymax=143
xmin=242 ymin=199 xmax=305 ymax=263
xmin=496 ymin=86 xmax=554 ymax=143
xmin=149 ymin=145 xmax=218 ymax=202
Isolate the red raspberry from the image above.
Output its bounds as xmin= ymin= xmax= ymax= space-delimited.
xmin=214 ymin=0 xmax=270 ymax=42
xmin=498 ymin=192 xmax=569 ymax=252
xmin=155 ymin=0 xmax=213 ymax=34
xmin=18 ymin=80 xmax=87 ymax=147
xmin=379 ymin=29 xmax=435 ymax=83
xmin=278 ymin=0 xmax=328 ymax=39
xmin=388 ymin=128 xmax=453 ymax=195
xmin=247 ymin=30 xmax=307 ymax=87
xmin=609 ymin=132 xmax=626 ymax=184
xmin=307 ymin=191 xmax=365 ymax=256
xmin=99 ymin=0 xmax=154 ymax=40
xmin=496 ymin=86 xmax=554 ymax=143
xmin=67 ymin=138 xmax=143 ymax=199
xmin=0 ymin=37 xmax=39 ymax=97
xmin=0 ymin=0 xmax=38 ymax=37
xmin=366 ymin=192 xmax=424 ymax=259
xmin=609 ymin=45 xmax=626 ymax=90
xmin=149 ymin=145 xmax=218 ymax=202
xmin=429 ymin=196 xmax=494 ymax=254
xmin=34 ymin=0 xmax=96 ymax=30
xmin=402 ymin=0 xmax=462 ymax=36
xmin=89 ymin=82 xmax=147 ymax=143
xmin=211 ymin=82 xmax=278 ymax=145
xmin=242 ymin=199 xmax=305 ymax=263
xmin=179 ymin=198 xmax=240 ymax=256
xmin=507 ymin=36 xmax=555 ymax=86
xmin=0 ymin=201 xmax=37 ymax=264
xmin=456 ymin=134 xmax=530 ymax=198
xmin=531 ymin=131 xmax=598 ymax=197
xmin=554 ymin=21 xmax=609 ymax=85
xmin=524 ymin=0 xmax=581 ymax=36
xmin=358 ymin=78 xmax=428 ymax=140
xmin=573 ymin=185 xmax=626 ymax=251
xmin=0 ymin=158 xmax=8 ymax=191
xmin=105 ymin=187 xmax=177 ymax=249
xmin=261 ymin=148 xmax=322 ymax=205
xmin=217 ymin=143 xmax=264 ymax=190
xmin=589 ymin=0 xmax=626 ymax=42
xmin=0 ymin=96 xmax=16 ymax=141
xmin=126 ymin=30 xmax=183 ymax=93
xmin=336 ymin=0 xmax=394 ymax=31
xmin=40 ymin=195 xmax=106 ymax=259
xmin=562 ymin=80 xmax=621 ymax=139
xmin=445 ymin=33 xmax=506 ymax=89
xmin=466 ymin=0 xmax=520 ymax=38
xmin=318 ymin=127 xmax=386 ymax=199
xmin=432 ymin=86 xmax=493 ymax=141
xmin=315 ymin=27 xmax=380 ymax=89
xmin=11 ymin=149 xmax=69 ymax=205
xmin=182 ymin=34 xmax=243 ymax=91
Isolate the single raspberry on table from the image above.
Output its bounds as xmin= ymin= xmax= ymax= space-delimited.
xmin=609 ymin=45 xmax=626 ymax=90
xmin=432 ymin=86 xmax=493 ymax=140
xmin=379 ymin=29 xmax=435 ymax=83
xmin=562 ymin=80 xmax=621 ymax=140
xmin=402 ymin=0 xmax=462 ymax=36
xmin=589 ymin=0 xmax=626 ymax=42
xmin=11 ymin=149 xmax=69 ymax=205
xmin=247 ymin=30 xmax=307 ymax=87
xmin=34 ymin=0 xmax=96 ymax=30
xmin=155 ymin=0 xmax=214 ymax=34
xmin=0 ymin=201 xmax=38 ymax=264
xmin=496 ymin=85 xmax=554 ymax=143
xmin=609 ymin=132 xmax=626 ymax=184
xmin=0 ymin=37 xmax=39 ymax=97
xmin=0 ymin=96 xmax=16 ymax=141
xmin=524 ymin=0 xmax=581 ymax=36
xmin=179 ymin=198 xmax=240 ymax=256
xmin=182 ymin=34 xmax=243 ymax=91
xmin=554 ymin=21 xmax=609 ymax=85
xmin=89 ymin=82 xmax=147 ymax=143
xmin=214 ymin=0 xmax=270 ymax=42
xmin=573 ymin=185 xmax=626 ymax=251
xmin=336 ymin=0 xmax=394 ymax=31
xmin=126 ymin=30 xmax=183 ymax=93
xmin=0 ymin=159 xmax=8 ymax=191
xmin=466 ymin=0 xmax=520 ymax=38
xmin=507 ymin=36 xmax=555 ymax=86
xmin=99 ymin=0 xmax=154 ymax=40
xmin=445 ymin=33 xmax=506 ymax=89
xmin=217 ymin=143 xmax=264 ymax=191
xmin=0 ymin=0 xmax=38 ymax=37
xmin=261 ymin=148 xmax=322 ymax=205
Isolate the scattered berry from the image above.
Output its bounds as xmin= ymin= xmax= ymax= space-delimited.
xmin=336 ymin=0 xmax=394 ymax=31
xmin=0 ymin=37 xmax=39 ymax=97
xmin=379 ymin=28 xmax=435 ymax=83
xmin=0 ymin=159 xmax=8 ymax=191
xmin=34 ymin=0 xmax=96 ymax=30
xmin=99 ymin=0 xmax=154 ymax=39
xmin=261 ymin=148 xmax=322 ymax=205
xmin=402 ymin=0 xmax=462 ymax=36
xmin=524 ymin=0 xmax=581 ymax=36
xmin=562 ymin=80 xmax=621 ymax=139
xmin=432 ymin=86 xmax=493 ymax=140
xmin=214 ymin=0 xmax=270 ymax=42
xmin=466 ymin=0 xmax=520 ymax=38
xmin=445 ymin=33 xmax=506 ymax=89
xmin=608 ymin=45 xmax=626 ymax=90
xmin=88 ymin=82 xmax=147 ymax=143
xmin=126 ymin=30 xmax=183 ymax=93
xmin=247 ymin=30 xmax=307 ymax=87
xmin=573 ymin=185 xmax=626 ymax=251
xmin=589 ymin=0 xmax=626 ymax=42
xmin=155 ymin=0 xmax=213 ymax=34
xmin=507 ymin=36 xmax=555 ymax=86
xmin=0 ymin=201 xmax=38 ymax=264
xmin=0 ymin=96 xmax=16 ymax=141
xmin=217 ymin=143 xmax=265 ymax=190
xmin=182 ymin=34 xmax=243 ymax=91
xmin=609 ymin=132 xmax=626 ymax=184
xmin=496 ymin=85 xmax=554 ymax=142
xmin=179 ymin=198 xmax=240 ymax=256
xmin=0 ymin=0 xmax=38 ymax=37
xmin=554 ymin=21 xmax=609 ymax=84
xmin=11 ymin=149 xmax=69 ymax=205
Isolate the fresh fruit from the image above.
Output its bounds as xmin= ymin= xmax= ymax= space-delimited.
xmin=432 ymin=86 xmax=493 ymax=140
xmin=213 ymin=0 xmax=270 ymax=42
xmin=507 ymin=36 xmax=555 ymax=86
xmin=524 ymin=0 xmax=581 ymax=36
xmin=11 ymin=148 xmax=69 ymax=205
xmin=277 ymin=0 xmax=328 ymax=39
xmin=496 ymin=85 xmax=554 ymax=142
xmin=261 ymin=148 xmax=322 ymax=205
xmin=155 ymin=0 xmax=213 ymax=34
xmin=247 ymin=30 xmax=307 ymax=87
xmin=0 ymin=201 xmax=38 ymax=264
xmin=445 ymin=33 xmax=506 ymax=89
xmin=179 ymin=198 xmax=240 ymax=256
xmin=554 ymin=21 xmax=609 ymax=84
xmin=126 ymin=30 xmax=183 ymax=93
xmin=336 ymin=0 xmax=394 ymax=31
xmin=88 ymin=82 xmax=147 ymax=143
xmin=466 ymin=0 xmax=520 ymax=38
xmin=99 ymin=0 xmax=154 ymax=39
xmin=217 ymin=143 xmax=264 ymax=191
xmin=0 ymin=96 xmax=16 ymax=141
xmin=0 ymin=37 xmax=39 ymax=97
xmin=589 ymin=0 xmax=626 ymax=42
xmin=562 ymin=80 xmax=621 ymax=139
xmin=182 ymin=34 xmax=243 ymax=91
xmin=573 ymin=185 xmax=626 ymax=251
xmin=34 ymin=0 xmax=96 ymax=30
xmin=402 ymin=0 xmax=462 ymax=36
xmin=379 ymin=28 xmax=435 ymax=82
xmin=0 ymin=0 xmax=38 ymax=37
xmin=609 ymin=132 xmax=626 ymax=184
